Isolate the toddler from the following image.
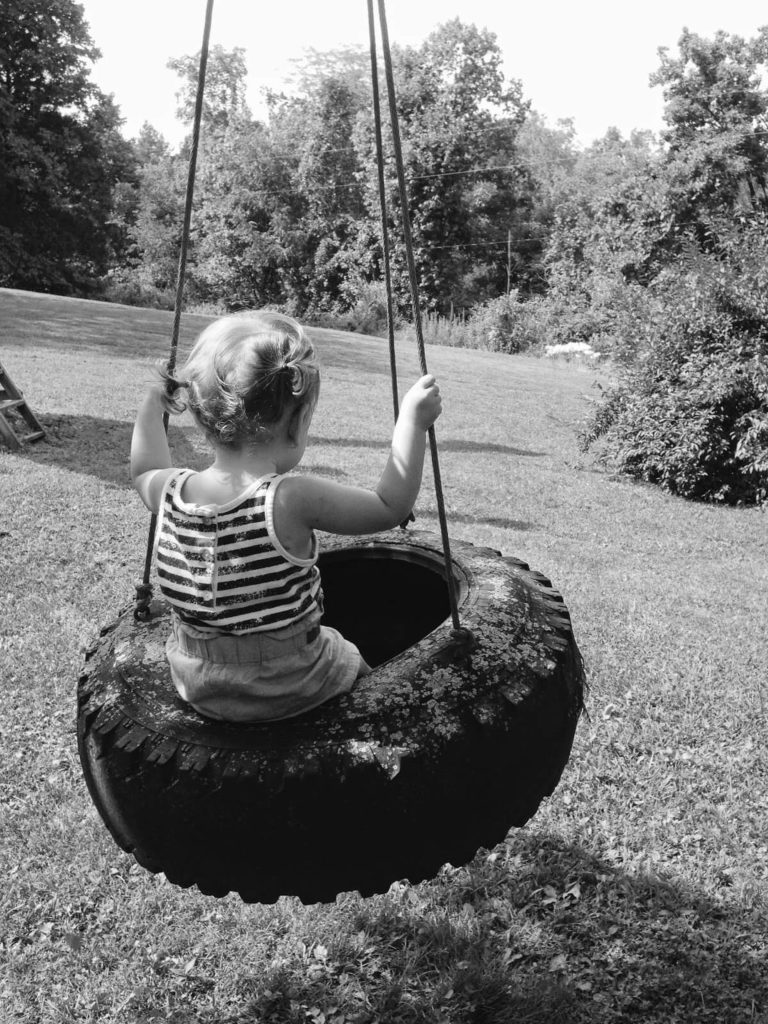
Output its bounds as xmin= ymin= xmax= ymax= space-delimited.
xmin=130 ymin=310 xmax=441 ymax=722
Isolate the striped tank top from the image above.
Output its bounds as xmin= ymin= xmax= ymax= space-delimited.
xmin=155 ymin=470 xmax=321 ymax=634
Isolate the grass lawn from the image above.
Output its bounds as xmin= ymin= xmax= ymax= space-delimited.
xmin=1 ymin=286 xmax=767 ymax=1024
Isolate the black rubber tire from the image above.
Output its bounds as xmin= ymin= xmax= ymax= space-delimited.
xmin=77 ymin=531 xmax=584 ymax=904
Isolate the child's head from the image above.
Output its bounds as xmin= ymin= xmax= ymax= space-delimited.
xmin=173 ymin=311 xmax=320 ymax=450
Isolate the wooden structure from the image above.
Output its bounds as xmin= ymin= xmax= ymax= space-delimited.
xmin=0 ymin=360 xmax=45 ymax=451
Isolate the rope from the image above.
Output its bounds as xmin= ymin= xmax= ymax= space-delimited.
xmin=373 ymin=0 xmax=472 ymax=643
xmin=134 ymin=0 xmax=215 ymax=621
xmin=366 ymin=0 xmax=398 ymax=425
xmin=367 ymin=0 xmax=414 ymax=531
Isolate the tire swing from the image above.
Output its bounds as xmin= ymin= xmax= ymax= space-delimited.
xmin=77 ymin=0 xmax=585 ymax=905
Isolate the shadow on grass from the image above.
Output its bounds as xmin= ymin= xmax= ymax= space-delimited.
xmin=12 ymin=413 xmax=538 ymax=492
xmin=440 ymin=439 xmax=548 ymax=457
xmin=311 ymin=435 xmax=546 ymax=458
xmin=228 ymin=832 xmax=767 ymax=1024
xmin=13 ymin=416 xmax=352 ymax=489
xmin=12 ymin=417 xmax=532 ymax=539
xmin=11 ymin=415 xmax=207 ymax=488
xmin=416 ymin=508 xmax=537 ymax=532
xmin=243 ymin=961 xmax=572 ymax=1024
xmin=424 ymin=830 xmax=766 ymax=1024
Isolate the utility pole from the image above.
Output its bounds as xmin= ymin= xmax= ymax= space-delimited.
xmin=506 ymin=228 xmax=512 ymax=294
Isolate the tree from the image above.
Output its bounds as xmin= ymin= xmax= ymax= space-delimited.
xmin=515 ymin=113 xmax=579 ymax=292
xmin=124 ymin=47 xmax=262 ymax=306
xmin=133 ymin=122 xmax=170 ymax=166
xmin=129 ymin=154 xmax=187 ymax=296
xmin=287 ymin=74 xmax=369 ymax=312
xmin=168 ymin=44 xmax=251 ymax=133
xmin=190 ymin=47 xmax=373 ymax=313
xmin=376 ymin=20 xmax=534 ymax=313
xmin=545 ymin=130 xmax=665 ymax=283
xmin=0 ymin=0 xmax=135 ymax=292
xmin=651 ymin=28 xmax=768 ymax=228
xmin=187 ymin=117 xmax=292 ymax=309
xmin=127 ymin=25 xmax=544 ymax=319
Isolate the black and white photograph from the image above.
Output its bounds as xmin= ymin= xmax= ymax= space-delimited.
xmin=1 ymin=1 xmax=766 ymax=1021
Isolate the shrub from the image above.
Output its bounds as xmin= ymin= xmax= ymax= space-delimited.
xmin=417 ymin=310 xmax=471 ymax=348
xmin=343 ymin=281 xmax=399 ymax=337
xmin=465 ymin=292 xmax=608 ymax=355
xmin=586 ymin=276 xmax=658 ymax=364
xmin=466 ymin=293 xmax=529 ymax=353
xmin=582 ymin=352 xmax=767 ymax=503
xmin=411 ymin=293 xmax=563 ymax=354
xmin=580 ymin=224 xmax=768 ymax=505
xmin=307 ymin=282 xmax=400 ymax=337
xmin=401 ymin=289 xmax=646 ymax=357
xmin=98 ymin=273 xmax=176 ymax=310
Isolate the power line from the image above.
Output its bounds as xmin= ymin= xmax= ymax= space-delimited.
xmin=195 ymin=123 xmax=768 ymax=205
xmin=245 ymin=116 xmax=521 ymax=164
xmin=201 ymin=160 xmax=523 ymax=204
xmin=419 ymin=236 xmax=545 ymax=251
xmin=193 ymin=114 xmax=768 ymax=167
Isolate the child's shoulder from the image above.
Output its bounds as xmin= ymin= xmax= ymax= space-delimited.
xmin=273 ymin=472 xmax=326 ymax=500
xmin=135 ymin=466 xmax=186 ymax=514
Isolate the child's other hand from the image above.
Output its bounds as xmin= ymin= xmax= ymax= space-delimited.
xmin=148 ymin=374 xmax=185 ymax=415
xmin=401 ymin=374 xmax=442 ymax=429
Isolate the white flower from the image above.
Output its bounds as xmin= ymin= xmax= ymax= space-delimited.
xmin=544 ymin=342 xmax=599 ymax=359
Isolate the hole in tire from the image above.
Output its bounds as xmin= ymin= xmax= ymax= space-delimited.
xmin=318 ymin=545 xmax=455 ymax=667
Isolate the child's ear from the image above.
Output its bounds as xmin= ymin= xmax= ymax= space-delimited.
xmin=286 ymin=403 xmax=311 ymax=444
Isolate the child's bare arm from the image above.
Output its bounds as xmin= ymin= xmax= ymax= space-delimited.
xmin=280 ymin=375 xmax=442 ymax=536
xmin=130 ymin=384 xmax=179 ymax=512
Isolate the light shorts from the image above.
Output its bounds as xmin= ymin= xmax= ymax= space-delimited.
xmin=165 ymin=608 xmax=368 ymax=723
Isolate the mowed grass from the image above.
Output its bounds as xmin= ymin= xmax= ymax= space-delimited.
xmin=1 ymin=286 xmax=767 ymax=1024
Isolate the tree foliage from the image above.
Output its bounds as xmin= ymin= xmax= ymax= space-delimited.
xmin=651 ymin=27 xmax=768 ymax=221
xmin=168 ymin=44 xmax=252 ymax=132
xmin=121 ymin=21 xmax=536 ymax=319
xmin=0 ymin=0 xmax=135 ymax=292
xmin=382 ymin=20 xmax=533 ymax=312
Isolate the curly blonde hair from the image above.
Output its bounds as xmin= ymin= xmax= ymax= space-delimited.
xmin=167 ymin=311 xmax=320 ymax=449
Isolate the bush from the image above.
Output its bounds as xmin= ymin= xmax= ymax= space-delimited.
xmin=466 ymin=293 xmax=530 ymax=353
xmin=410 ymin=293 xmax=557 ymax=354
xmin=306 ymin=282 xmax=400 ymax=338
xmin=397 ymin=295 xmax=531 ymax=353
xmin=401 ymin=289 xmax=646 ymax=357
xmin=582 ymin=352 xmax=767 ymax=503
xmin=341 ymin=281 xmax=398 ymax=337
xmin=98 ymin=273 xmax=176 ymax=310
xmin=466 ymin=287 xmax=652 ymax=358
xmin=414 ymin=310 xmax=472 ymax=348
xmin=580 ymin=224 xmax=768 ymax=505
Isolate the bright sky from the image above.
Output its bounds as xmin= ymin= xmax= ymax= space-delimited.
xmin=80 ymin=0 xmax=768 ymax=148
